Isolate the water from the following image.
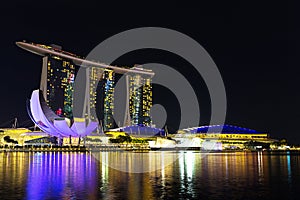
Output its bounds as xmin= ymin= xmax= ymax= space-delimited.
xmin=0 ymin=151 xmax=299 ymax=200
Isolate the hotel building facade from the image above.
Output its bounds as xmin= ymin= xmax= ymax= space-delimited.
xmin=20 ymin=42 xmax=154 ymax=132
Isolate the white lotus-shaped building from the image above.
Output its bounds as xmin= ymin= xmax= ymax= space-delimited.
xmin=27 ymin=89 xmax=98 ymax=137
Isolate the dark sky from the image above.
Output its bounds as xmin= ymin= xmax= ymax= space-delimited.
xmin=0 ymin=1 xmax=299 ymax=143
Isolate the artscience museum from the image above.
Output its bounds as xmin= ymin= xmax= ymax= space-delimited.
xmin=27 ymin=90 xmax=98 ymax=138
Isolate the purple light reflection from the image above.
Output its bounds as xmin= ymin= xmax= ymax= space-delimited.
xmin=26 ymin=152 xmax=98 ymax=199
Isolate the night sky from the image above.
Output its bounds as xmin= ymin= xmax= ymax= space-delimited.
xmin=0 ymin=1 xmax=298 ymax=143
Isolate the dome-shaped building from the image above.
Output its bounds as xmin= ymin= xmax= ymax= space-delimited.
xmin=183 ymin=124 xmax=263 ymax=134
xmin=110 ymin=125 xmax=164 ymax=137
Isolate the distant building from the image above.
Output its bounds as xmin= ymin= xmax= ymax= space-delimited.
xmin=88 ymin=67 xmax=104 ymax=122
xmin=37 ymin=45 xmax=152 ymax=129
xmin=41 ymin=55 xmax=76 ymax=119
xmin=128 ymin=73 xmax=152 ymax=126
xmin=40 ymin=49 xmax=116 ymax=127
xmin=181 ymin=125 xmax=278 ymax=150
xmin=110 ymin=125 xmax=163 ymax=137
xmin=102 ymin=69 xmax=115 ymax=130
xmin=142 ymin=76 xmax=152 ymax=125
xmin=17 ymin=41 xmax=155 ymax=136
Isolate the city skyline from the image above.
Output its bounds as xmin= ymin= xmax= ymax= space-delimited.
xmin=17 ymin=41 xmax=155 ymax=131
xmin=0 ymin=1 xmax=297 ymax=144
xmin=0 ymin=1 xmax=298 ymax=200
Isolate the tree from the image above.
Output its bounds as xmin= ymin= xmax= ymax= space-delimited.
xmin=117 ymin=135 xmax=132 ymax=143
xmin=3 ymin=136 xmax=10 ymax=142
xmin=109 ymin=135 xmax=132 ymax=144
xmin=280 ymin=139 xmax=288 ymax=145
xmin=3 ymin=136 xmax=18 ymax=144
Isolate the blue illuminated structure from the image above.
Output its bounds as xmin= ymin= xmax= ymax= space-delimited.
xmin=183 ymin=125 xmax=263 ymax=134
xmin=112 ymin=124 xmax=264 ymax=137
xmin=111 ymin=125 xmax=164 ymax=136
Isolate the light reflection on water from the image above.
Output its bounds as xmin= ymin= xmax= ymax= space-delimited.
xmin=0 ymin=151 xmax=299 ymax=199
xmin=26 ymin=152 xmax=98 ymax=200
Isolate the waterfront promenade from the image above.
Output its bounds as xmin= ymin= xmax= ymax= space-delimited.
xmin=0 ymin=144 xmax=151 ymax=152
xmin=0 ymin=144 xmax=299 ymax=153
